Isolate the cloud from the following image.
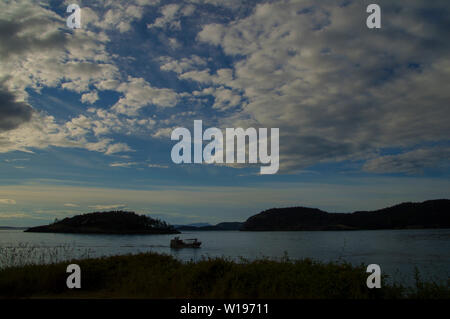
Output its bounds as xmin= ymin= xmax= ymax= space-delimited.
xmin=109 ymin=161 xmax=169 ymax=169
xmin=0 ymin=111 xmax=133 ymax=156
xmin=193 ymin=86 xmax=244 ymax=111
xmin=112 ymin=77 xmax=179 ymax=116
xmin=0 ymin=84 xmax=33 ymax=132
xmin=86 ymin=0 xmax=161 ymax=33
xmin=159 ymin=55 xmax=208 ymax=74
xmin=109 ymin=162 xmax=137 ymax=168
xmin=0 ymin=212 xmax=31 ymax=219
xmin=0 ymin=1 xmax=127 ymax=155
xmin=0 ymin=199 xmax=16 ymax=205
xmin=147 ymin=4 xmax=195 ymax=30
xmin=191 ymin=0 xmax=450 ymax=172
xmin=81 ymin=91 xmax=99 ymax=104
xmin=64 ymin=203 xmax=79 ymax=207
xmin=148 ymin=163 xmax=169 ymax=168
xmin=363 ymin=147 xmax=450 ymax=174
xmin=1 ymin=0 xmax=449 ymax=178
xmin=105 ymin=143 xmax=133 ymax=155
xmin=0 ymin=5 xmax=65 ymax=61
xmin=88 ymin=204 xmax=127 ymax=210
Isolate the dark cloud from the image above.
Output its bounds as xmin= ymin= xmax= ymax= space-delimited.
xmin=0 ymin=85 xmax=33 ymax=131
xmin=0 ymin=17 xmax=66 ymax=60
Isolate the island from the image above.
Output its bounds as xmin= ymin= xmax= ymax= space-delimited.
xmin=241 ymin=199 xmax=450 ymax=231
xmin=24 ymin=211 xmax=180 ymax=234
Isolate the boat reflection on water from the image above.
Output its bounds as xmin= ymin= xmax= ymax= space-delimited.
xmin=170 ymin=236 xmax=202 ymax=249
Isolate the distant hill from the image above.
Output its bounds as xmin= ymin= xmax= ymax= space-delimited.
xmin=173 ymin=222 xmax=212 ymax=228
xmin=242 ymin=199 xmax=450 ymax=231
xmin=25 ymin=211 xmax=180 ymax=235
xmin=176 ymin=222 xmax=243 ymax=231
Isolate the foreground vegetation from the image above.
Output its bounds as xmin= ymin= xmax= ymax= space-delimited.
xmin=0 ymin=252 xmax=448 ymax=299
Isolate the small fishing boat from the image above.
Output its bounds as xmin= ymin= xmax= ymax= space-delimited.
xmin=170 ymin=236 xmax=201 ymax=248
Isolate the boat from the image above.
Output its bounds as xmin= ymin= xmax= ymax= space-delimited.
xmin=170 ymin=236 xmax=202 ymax=248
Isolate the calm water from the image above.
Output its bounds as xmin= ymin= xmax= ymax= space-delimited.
xmin=1 ymin=228 xmax=449 ymax=286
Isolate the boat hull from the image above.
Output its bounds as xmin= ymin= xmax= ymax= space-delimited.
xmin=170 ymin=238 xmax=202 ymax=249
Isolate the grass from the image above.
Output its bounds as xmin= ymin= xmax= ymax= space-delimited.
xmin=0 ymin=243 xmax=93 ymax=268
xmin=0 ymin=251 xmax=449 ymax=299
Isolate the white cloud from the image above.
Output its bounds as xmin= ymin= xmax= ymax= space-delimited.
xmin=2 ymin=0 xmax=449 ymax=177
xmin=81 ymin=91 xmax=99 ymax=104
xmin=105 ymin=143 xmax=133 ymax=155
xmin=0 ymin=1 xmax=128 ymax=155
xmin=147 ymin=3 xmax=195 ymax=30
xmin=191 ymin=0 xmax=450 ymax=172
xmin=193 ymin=86 xmax=244 ymax=111
xmin=109 ymin=162 xmax=137 ymax=168
xmin=0 ymin=112 xmax=133 ymax=156
xmin=160 ymin=55 xmax=208 ymax=74
xmin=84 ymin=0 xmax=161 ymax=33
xmin=112 ymin=77 xmax=179 ymax=116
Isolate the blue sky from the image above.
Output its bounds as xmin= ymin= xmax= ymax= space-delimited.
xmin=0 ymin=0 xmax=449 ymax=226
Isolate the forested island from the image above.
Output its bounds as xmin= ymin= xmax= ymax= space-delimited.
xmin=242 ymin=199 xmax=450 ymax=231
xmin=24 ymin=211 xmax=180 ymax=234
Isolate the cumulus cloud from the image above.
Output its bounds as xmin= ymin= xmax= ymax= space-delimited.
xmin=1 ymin=0 xmax=449 ymax=177
xmin=81 ymin=91 xmax=99 ymax=104
xmin=78 ymin=0 xmax=161 ymax=33
xmin=189 ymin=0 xmax=450 ymax=173
xmin=0 ymin=1 xmax=143 ymax=156
xmin=147 ymin=3 xmax=195 ymax=30
xmin=193 ymin=86 xmax=244 ymax=111
xmin=112 ymin=77 xmax=179 ymax=116
xmin=159 ymin=55 xmax=208 ymax=74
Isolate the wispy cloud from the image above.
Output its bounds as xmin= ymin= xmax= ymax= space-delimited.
xmin=0 ymin=199 xmax=16 ymax=205
xmin=64 ymin=203 xmax=79 ymax=207
xmin=109 ymin=162 xmax=137 ymax=168
xmin=148 ymin=163 xmax=169 ymax=169
xmin=88 ymin=204 xmax=127 ymax=210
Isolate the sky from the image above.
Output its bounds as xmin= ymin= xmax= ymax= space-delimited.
xmin=0 ymin=0 xmax=449 ymax=226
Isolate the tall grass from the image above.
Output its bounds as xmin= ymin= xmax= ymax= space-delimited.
xmin=0 ymin=243 xmax=93 ymax=269
xmin=0 ymin=251 xmax=448 ymax=299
